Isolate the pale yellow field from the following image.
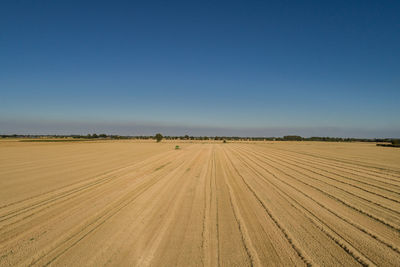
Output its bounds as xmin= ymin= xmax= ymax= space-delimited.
xmin=0 ymin=140 xmax=400 ymax=266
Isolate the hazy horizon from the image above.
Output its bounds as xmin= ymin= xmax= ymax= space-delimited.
xmin=1 ymin=1 xmax=399 ymax=137
xmin=1 ymin=117 xmax=399 ymax=139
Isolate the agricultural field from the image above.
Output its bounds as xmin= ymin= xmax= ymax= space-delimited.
xmin=0 ymin=140 xmax=400 ymax=266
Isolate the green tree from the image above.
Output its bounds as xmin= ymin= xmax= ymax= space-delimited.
xmin=283 ymin=135 xmax=302 ymax=141
xmin=155 ymin=133 xmax=163 ymax=142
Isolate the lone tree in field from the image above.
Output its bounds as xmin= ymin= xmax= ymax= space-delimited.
xmin=155 ymin=133 xmax=163 ymax=142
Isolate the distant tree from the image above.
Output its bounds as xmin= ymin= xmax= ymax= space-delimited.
xmin=184 ymin=135 xmax=189 ymax=140
xmin=92 ymin=133 xmax=98 ymax=138
xmin=99 ymin=134 xmax=107 ymax=138
xmin=155 ymin=133 xmax=163 ymax=142
xmin=283 ymin=135 xmax=303 ymax=141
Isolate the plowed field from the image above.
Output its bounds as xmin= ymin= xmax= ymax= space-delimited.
xmin=1 ymin=141 xmax=399 ymax=266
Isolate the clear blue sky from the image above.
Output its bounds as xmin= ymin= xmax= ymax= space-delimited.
xmin=1 ymin=0 xmax=399 ymax=137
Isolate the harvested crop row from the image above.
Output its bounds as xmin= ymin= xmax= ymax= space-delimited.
xmin=227 ymin=145 xmax=400 ymax=265
xmin=0 ymin=141 xmax=399 ymax=266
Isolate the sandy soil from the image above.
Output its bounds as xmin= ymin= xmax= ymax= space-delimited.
xmin=0 ymin=140 xmax=399 ymax=266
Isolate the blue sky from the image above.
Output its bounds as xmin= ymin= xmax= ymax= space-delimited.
xmin=1 ymin=0 xmax=399 ymax=137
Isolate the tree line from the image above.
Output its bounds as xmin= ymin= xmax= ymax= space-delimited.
xmin=1 ymin=133 xmax=398 ymax=144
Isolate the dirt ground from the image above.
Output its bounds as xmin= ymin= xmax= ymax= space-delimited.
xmin=0 ymin=140 xmax=399 ymax=266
